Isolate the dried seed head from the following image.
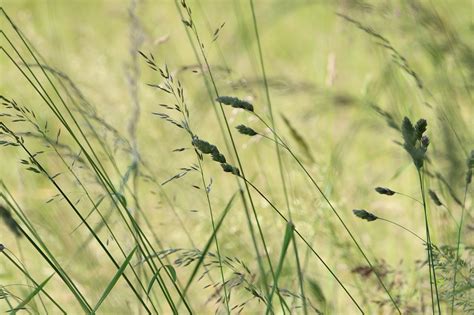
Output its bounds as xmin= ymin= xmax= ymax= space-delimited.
xmin=0 ymin=244 xmax=4 ymax=251
xmin=375 ymin=187 xmax=395 ymax=196
xmin=428 ymin=189 xmax=443 ymax=206
xmin=216 ymin=96 xmax=254 ymax=112
xmin=352 ymin=209 xmax=378 ymax=222
xmin=236 ymin=125 xmax=257 ymax=136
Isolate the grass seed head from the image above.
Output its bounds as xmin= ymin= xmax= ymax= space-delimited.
xmin=236 ymin=125 xmax=257 ymax=136
xmin=428 ymin=190 xmax=443 ymax=206
xmin=216 ymin=96 xmax=254 ymax=112
xmin=221 ymin=163 xmax=240 ymax=176
xmin=353 ymin=209 xmax=378 ymax=222
xmin=401 ymin=117 xmax=429 ymax=169
xmin=375 ymin=187 xmax=395 ymax=196
xmin=0 ymin=205 xmax=22 ymax=238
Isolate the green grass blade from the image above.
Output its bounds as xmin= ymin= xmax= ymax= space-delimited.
xmin=266 ymin=221 xmax=294 ymax=314
xmin=92 ymin=246 xmax=138 ymax=313
xmin=183 ymin=192 xmax=237 ymax=296
xmin=11 ymin=273 xmax=54 ymax=313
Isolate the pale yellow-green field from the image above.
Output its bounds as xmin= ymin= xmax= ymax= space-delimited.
xmin=0 ymin=0 xmax=472 ymax=314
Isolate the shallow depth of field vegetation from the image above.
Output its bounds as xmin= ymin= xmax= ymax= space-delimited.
xmin=0 ymin=0 xmax=472 ymax=314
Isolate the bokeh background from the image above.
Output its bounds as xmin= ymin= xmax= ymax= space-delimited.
xmin=0 ymin=0 xmax=472 ymax=314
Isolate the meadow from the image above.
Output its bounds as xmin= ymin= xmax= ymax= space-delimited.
xmin=0 ymin=0 xmax=472 ymax=314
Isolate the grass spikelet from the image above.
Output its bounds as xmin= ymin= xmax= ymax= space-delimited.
xmin=0 ymin=205 xmax=22 ymax=237
xmin=466 ymin=150 xmax=474 ymax=184
xmin=375 ymin=187 xmax=395 ymax=196
xmin=352 ymin=209 xmax=378 ymax=222
xmin=220 ymin=163 xmax=240 ymax=176
xmin=216 ymin=96 xmax=254 ymax=112
xmin=236 ymin=125 xmax=257 ymax=136
xmin=428 ymin=189 xmax=443 ymax=206
xmin=192 ymin=136 xmax=227 ymax=163
xmin=401 ymin=117 xmax=430 ymax=169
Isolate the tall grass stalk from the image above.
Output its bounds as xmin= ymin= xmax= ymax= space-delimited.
xmin=418 ymin=170 xmax=441 ymax=315
xmin=249 ymin=111 xmax=401 ymax=313
xmin=174 ymin=0 xmax=278 ymax=305
xmin=248 ymin=1 xmax=308 ymax=313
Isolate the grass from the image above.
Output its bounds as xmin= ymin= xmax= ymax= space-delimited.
xmin=0 ymin=0 xmax=472 ymax=314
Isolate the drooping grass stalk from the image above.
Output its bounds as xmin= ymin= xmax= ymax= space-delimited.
xmin=239 ymin=176 xmax=364 ymax=313
xmin=378 ymin=218 xmax=426 ymax=243
xmin=174 ymin=0 xmax=277 ymax=304
xmin=417 ymin=170 xmax=441 ymax=314
xmin=162 ymin=72 xmax=230 ymax=313
xmin=248 ymin=1 xmax=308 ymax=313
xmin=248 ymin=111 xmax=401 ymax=313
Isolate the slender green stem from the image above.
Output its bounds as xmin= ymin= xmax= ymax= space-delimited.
xmin=241 ymin=177 xmax=364 ymax=313
xmin=248 ymin=1 xmax=307 ymax=313
xmin=450 ymin=184 xmax=469 ymax=314
xmin=173 ymin=1 xmax=275 ymax=303
xmin=377 ymin=218 xmax=426 ymax=243
xmin=417 ymin=170 xmax=441 ymax=315
xmin=253 ymin=112 xmax=400 ymax=314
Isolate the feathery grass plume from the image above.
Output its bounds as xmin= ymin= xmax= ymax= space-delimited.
xmin=236 ymin=124 xmax=257 ymax=136
xmin=353 ymin=209 xmax=378 ymax=222
xmin=375 ymin=187 xmax=395 ymax=196
xmin=428 ymin=190 xmax=443 ymax=206
xmin=401 ymin=117 xmax=429 ymax=169
xmin=0 ymin=205 xmax=22 ymax=237
xmin=221 ymin=163 xmax=240 ymax=176
xmin=216 ymin=96 xmax=254 ymax=112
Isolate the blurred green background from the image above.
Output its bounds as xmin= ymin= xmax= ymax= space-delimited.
xmin=0 ymin=0 xmax=472 ymax=313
